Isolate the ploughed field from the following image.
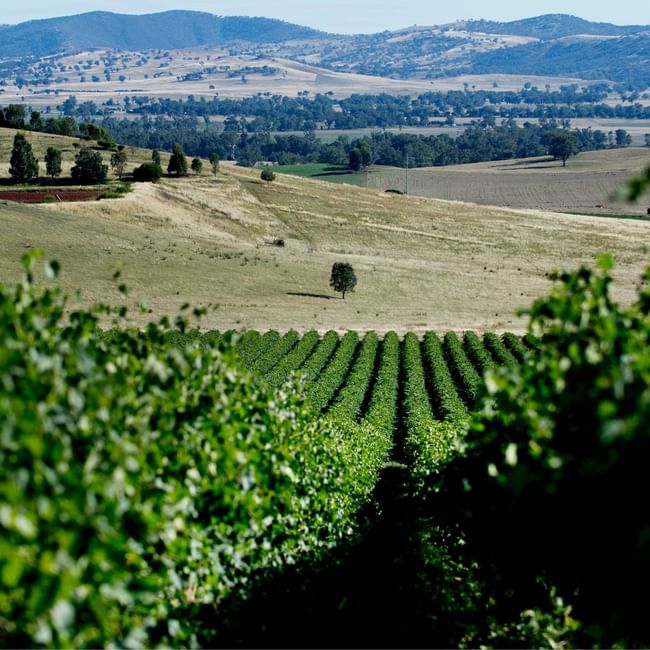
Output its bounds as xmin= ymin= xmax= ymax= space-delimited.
xmin=364 ymin=147 xmax=650 ymax=215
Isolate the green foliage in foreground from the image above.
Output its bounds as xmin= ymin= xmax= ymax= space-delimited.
xmin=445 ymin=256 xmax=650 ymax=646
xmin=0 ymin=253 xmax=390 ymax=647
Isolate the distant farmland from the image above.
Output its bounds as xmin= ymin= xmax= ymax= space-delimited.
xmin=363 ymin=148 xmax=650 ymax=215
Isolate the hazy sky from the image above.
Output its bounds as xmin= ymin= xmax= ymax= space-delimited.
xmin=4 ymin=1 xmax=649 ymax=33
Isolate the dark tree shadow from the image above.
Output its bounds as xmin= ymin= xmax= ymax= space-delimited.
xmin=287 ymin=291 xmax=334 ymax=300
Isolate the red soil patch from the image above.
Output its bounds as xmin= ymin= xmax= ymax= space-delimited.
xmin=0 ymin=190 xmax=101 ymax=203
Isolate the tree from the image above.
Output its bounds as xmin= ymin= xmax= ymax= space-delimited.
xmin=191 ymin=157 xmax=203 ymax=175
xmin=548 ymin=130 xmax=577 ymax=167
xmin=2 ymin=104 xmax=26 ymax=129
xmin=71 ymin=148 xmax=107 ymax=184
xmin=152 ymin=149 xmax=161 ymax=166
xmin=110 ymin=146 xmax=128 ymax=180
xmin=329 ymin=262 xmax=357 ymax=299
xmin=260 ymin=168 xmax=276 ymax=184
xmin=132 ymin=162 xmax=163 ymax=182
xmin=349 ymin=148 xmax=363 ymax=172
xmin=615 ymin=128 xmax=632 ymax=147
xmin=9 ymin=132 xmax=39 ymax=183
xmin=29 ymin=111 xmax=44 ymax=131
xmin=167 ymin=143 xmax=188 ymax=176
xmin=44 ymin=147 xmax=62 ymax=180
xmin=210 ymin=152 xmax=220 ymax=176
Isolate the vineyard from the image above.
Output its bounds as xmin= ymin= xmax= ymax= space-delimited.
xmin=2 ymin=253 xmax=650 ymax=648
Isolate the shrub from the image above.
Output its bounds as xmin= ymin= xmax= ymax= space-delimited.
xmin=0 ymin=254 xmax=390 ymax=646
xmin=132 ymin=162 xmax=163 ymax=182
xmin=445 ymin=256 xmax=650 ymax=646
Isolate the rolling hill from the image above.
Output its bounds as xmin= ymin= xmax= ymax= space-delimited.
xmin=0 ymin=11 xmax=328 ymax=58
xmin=1 ymin=11 xmax=649 ymax=87
xmin=461 ymin=14 xmax=648 ymax=40
xmin=0 ymin=128 xmax=648 ymax=334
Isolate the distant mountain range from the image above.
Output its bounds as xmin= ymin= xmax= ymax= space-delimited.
xmin=0 ymin=11 xmax=326 ymax=57
xmin=0 ymin=11 xmax=649 ymax=87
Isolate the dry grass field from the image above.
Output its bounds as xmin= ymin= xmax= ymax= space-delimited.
xmin=1 ymin=132 xmax=648 ymax=334
xmin=0 ymin=48 xmax=441 ymax=108
xmin=365 ymin=148 xmax=650 ymax=215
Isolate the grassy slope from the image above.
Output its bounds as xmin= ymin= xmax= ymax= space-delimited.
xmin=0 ymin=131 xmax=648 ymax=334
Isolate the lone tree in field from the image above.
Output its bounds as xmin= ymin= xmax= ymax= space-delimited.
xmin=152 ymin=149 xmax=161 ymax=166
xmin=329 ymin=262 xmax=357 ymax=299
xmin=548 ymin=130 xmax=577 ymax=167
xmin=71 ymin=148 xmax=107 ymax=184
xmin=44 ymin=146 xmax=62 ymax=181
xmin=191 ymin=157 xmax=203 ymax=175
xmin=210 ymin=152 xmax=220 ymax=176
xmin=167 ymin=143 xmax=188 ymax=177
xmin=9 ymin=132 xmax=39 ymax=183
xmin=110 ymin=146 xmax=128 ymax=180
xmin=260 ymin=168 xmax=276 ymax=184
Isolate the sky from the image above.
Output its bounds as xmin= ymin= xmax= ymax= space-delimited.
xmin=3 ymin=1 xmax=649 ymax=33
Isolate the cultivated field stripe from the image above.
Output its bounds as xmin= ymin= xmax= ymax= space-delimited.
xmin=443 ymin=332 xmax=481 ymax=409
xmin=483 ymin=332 xmax=518 ymax=370
xmin=463 ymin=331 xmax=495 ymax=375
xmin=502 ymin=332 xmax=529 ymax=363
xmin=421 ymin=332 xmax=468 ymax=423
xmin=362 ymin=331 xmax=399 ymax=438
xmin=264 ymin=330 xmax=320 ymax=389
xmin=327 ymin=332 xmax=379 ymax=422
xmin=250 ymin=330 xmax=300 ymax=376
xmin=300 ymin=330 xmax=340 ymax=383
xmin=242 ymin=330 xmax=280 ymax=368
xmin=307 ymin=331 xmax=359 ymax=413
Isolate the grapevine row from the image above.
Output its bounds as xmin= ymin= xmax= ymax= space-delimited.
xmin=502 ymin=332 xmax=529 ymax=363
xmin=300 ymin=330 xmax=339 ymax=382
xmin=362 ymin=331 xmax=399 ymax=437
xmin=443 ymin=332 xmax=481 ymax=409
xmin=250 ymin=329 xmax=299 ymax=375
xmin=421 ymin=332 xmax=468 ymax=423
xmin=307 ymin=331 xmax=358 ymax=413
xmin=264 ymin=329 xmax=320 ymax=389
xmin=483 ymin=332 xmax=518 ymax=370
xmin=463 ymin=330 xmax=494 ymax=374
xmin=328 ymin=332 xmax=379 ymax=422
xmin=403 ymin=333 xmax=459 ymax=477
xmin=242 ymin=329 xmax=280 ymax=368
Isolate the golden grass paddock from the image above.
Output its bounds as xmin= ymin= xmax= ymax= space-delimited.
xmin=0 ymin=133 xmax=647 ymax=333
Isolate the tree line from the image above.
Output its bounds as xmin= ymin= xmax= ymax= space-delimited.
xmin=1 ymin=104 xmax=637 ymax=173
xmin=48 ymin=85 xmax=650 ymax=132
xmin=97 ymin=116 xmax=629 ymax=169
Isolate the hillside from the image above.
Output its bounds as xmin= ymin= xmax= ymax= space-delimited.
xmin=0 ymin=130 xmax=647 ymax=333
xmin=0 ymin=11 xmax=327 ymax=58
xmin=465 ymin=34 xmax=650 ymax=86
xmin=461 ymin=14 xmax=648 ymax=40
xmin=1 ymin=11 xmax=650 ymax=89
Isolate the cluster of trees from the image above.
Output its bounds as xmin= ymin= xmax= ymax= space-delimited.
xmin=5 ymin=132 xmax=109 ymax=184
xmin=4 ymin=125 xmax=218 ymax=185
xmin=72 ymin=85 xmax=650 ymax=131
xmin=0 ymin=104 xmax=117 ymax=148
xmin=97 ymin=117 xmax=623 ymax=169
